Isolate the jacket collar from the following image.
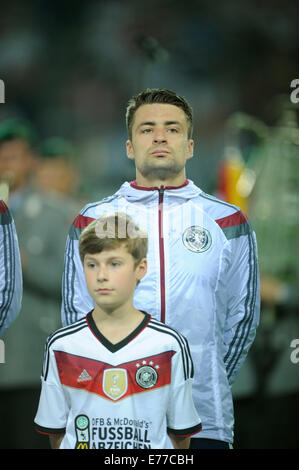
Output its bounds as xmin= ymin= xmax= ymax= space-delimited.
xmin=129 ymin=179 xmax=190 ymax=191
xmin=116 ymin=179 xmax=202 ymax=202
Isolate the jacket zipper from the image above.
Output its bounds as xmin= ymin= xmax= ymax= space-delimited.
xmin=158 ymin=186 xmax=166 ymax=323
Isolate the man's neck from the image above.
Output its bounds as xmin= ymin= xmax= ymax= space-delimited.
xmin=135 ymin=171 xmax=187 ymax=188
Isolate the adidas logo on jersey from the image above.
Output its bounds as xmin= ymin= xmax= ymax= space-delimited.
xmin=77 ymin=369 xmax=92 ymax=382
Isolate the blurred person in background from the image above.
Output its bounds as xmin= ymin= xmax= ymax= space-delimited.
xmin=0 ymin=199 xmax=22 ymax=338
xmin=35 ymin=136 xmax=80 ymax=201
xmin=0 ymin=119 xmax=77 ymax=449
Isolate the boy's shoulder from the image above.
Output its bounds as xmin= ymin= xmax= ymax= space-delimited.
xmin=147 ymin=317 xmax=194 ymax=380
xmin=147 ymin=316 xmax=189 ymax=349
xmin=46 ymin=316 xmax=88 ymax=350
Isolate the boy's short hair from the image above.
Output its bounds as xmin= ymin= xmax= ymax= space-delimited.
xmin=79 ymin=212 xmax=148 ymax=267
xmin=125 ymin=88 xmax=193 ymax=140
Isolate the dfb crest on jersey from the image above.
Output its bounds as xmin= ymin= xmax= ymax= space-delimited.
xmin=103 ymin=368 xmax=128 ymax=401
xmin=75 ymin=414 xmax=90 ymax=449
xmin=182 ymin=226 xmax=212 ymax=253
xmin=136 ymin=365 xmax=158 ymax=389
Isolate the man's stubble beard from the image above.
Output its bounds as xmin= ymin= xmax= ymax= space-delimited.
xmin=136 ymin=159 xmax=185 ymax=182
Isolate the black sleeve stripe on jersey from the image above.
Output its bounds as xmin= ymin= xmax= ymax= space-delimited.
xmin=147 ymin=322 xmax=193 ymax=381
xmin=43 ymin=321 xmax=87 ymax=378
xmin=43 ymin=321 xmax=88 ymax=381
xmin=167 ymin=422 xmax=202 ymax=437
xmin=47 ymin=317 xmax=87 ymax=344
xmin=149 ymin=318 xmax=194 ymax=377
xmin=35 ymin=424 xmax=66 ymax=436
xmin=148 ymin=319 xmax=194 ymax=380
xmin=183 ymin=335 xmax=194 ymax=378
xmin=148 ymin=324 xmax=187 ymax=380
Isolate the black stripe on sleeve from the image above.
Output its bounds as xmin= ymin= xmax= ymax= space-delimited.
xmin=35 ymin=424 xmax=66 ymax=435
xmin=225 ymin=231 xmax=258 ymax=380
xmin=167 ymin=422 xmax=202 ymax=437
xmin=148 ymin=320 xmax=194 ymax=380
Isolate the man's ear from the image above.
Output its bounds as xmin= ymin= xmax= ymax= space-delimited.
xmin=186 ymin=139 xmax=194 ymax=161
xmin=126 ymin=140 xmax=135 ymax=160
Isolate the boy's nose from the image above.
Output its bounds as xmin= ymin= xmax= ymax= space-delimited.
xmin=97 ymin=265 xmax=108 ymax=281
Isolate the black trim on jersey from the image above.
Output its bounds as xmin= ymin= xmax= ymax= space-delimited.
xmin=43 ymin=318 xmax=88 ymax=381
xmin=86 ymin=311 xmax=151 ymax=353
xmin=35 ymin=424 xmax=66 ymax=436
xmin=148 ymin=319 xmax=194 ymax=381
xmin=167 ymin=422 xmax=202 ymax=437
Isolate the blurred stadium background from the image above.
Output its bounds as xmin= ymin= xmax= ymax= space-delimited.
xmin=0 ymin=0 xmax=298 ymax=449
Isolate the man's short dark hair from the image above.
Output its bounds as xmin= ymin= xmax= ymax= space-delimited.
xmin=126 ymin=88 xmax=193 ymax=140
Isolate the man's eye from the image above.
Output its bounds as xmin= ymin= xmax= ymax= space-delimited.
xmin=168 ymin=128 xmax=178 ymax=133
xmin=141 ymin=128 xmax=152 ymax=133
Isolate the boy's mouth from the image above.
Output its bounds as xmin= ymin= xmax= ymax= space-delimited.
xmin=96 ymin=288 xmax=113 ymax=294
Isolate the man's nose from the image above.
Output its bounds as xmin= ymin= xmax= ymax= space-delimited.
xmin=153 ymin=129 xmax=167 ymax=144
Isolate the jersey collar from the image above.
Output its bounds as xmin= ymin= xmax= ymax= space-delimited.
xmin=86 ymin=311 xmax=151 ymax=353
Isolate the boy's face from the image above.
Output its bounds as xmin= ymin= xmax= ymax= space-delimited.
xmin=83 ymin=245 xmax=147 ymax=313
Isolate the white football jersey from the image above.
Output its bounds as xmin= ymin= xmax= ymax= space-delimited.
xmin=34 ymin=312 xmax=202 ymax=449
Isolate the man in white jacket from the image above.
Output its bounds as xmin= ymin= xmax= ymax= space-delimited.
xmin=0 ymin=199 xmax=22 ymax=338
xmin=61 ymin=88 xmax=260 ymax=449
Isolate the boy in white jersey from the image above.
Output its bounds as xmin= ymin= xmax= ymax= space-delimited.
xmin=34 ymin=212 xmax=201 ymax=449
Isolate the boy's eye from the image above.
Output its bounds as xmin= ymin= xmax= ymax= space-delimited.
xmin=111 ymin=261 xmax=121 ymax=267
xmin=167 ymin=127 xmax=178 ymax=133
xmin=141 ymin=128 xmax=152 ymax=133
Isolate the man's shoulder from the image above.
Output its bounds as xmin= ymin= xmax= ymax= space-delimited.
xmin=0 ymin=199 xmax=12 ymax=225
xmin=80 ymin=193 xmax=120 ymax=217
xmin=196 ymin=191 xmax=252 ymax=240
xmin=69 ymin=192 xmax=121 ymax=237
xmin=197 ymin=190 xmax=241 ymax=218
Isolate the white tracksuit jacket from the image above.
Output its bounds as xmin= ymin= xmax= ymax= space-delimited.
xmin=0 ymin=200 xmax=22 ymax=338
xmin=62 ymin=179 xmax=260 ymax=444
